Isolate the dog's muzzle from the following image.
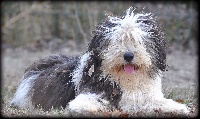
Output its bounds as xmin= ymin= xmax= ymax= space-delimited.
xmin=123 ymin=52 xmax=136 ymax=74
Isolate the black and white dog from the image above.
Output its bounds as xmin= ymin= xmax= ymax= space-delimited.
xmin=10 ymin=7 xmax=189 ymax=116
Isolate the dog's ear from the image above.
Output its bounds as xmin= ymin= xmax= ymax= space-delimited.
xmin=139 ymin=13 xmax=166 ymax=72
xmin=88 ymin=35 xmax=110 ymax=56
xmin=88 ymin=18 xmax=116 ymax=54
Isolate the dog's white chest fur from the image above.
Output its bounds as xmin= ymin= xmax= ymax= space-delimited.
xmin=118 ymin=75 xmax=164 ymax=113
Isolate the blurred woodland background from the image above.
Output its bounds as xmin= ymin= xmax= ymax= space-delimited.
xmin=1 ymin=1 xmax=198 ymax=53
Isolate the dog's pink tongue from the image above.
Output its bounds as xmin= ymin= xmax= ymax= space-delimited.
xmin=124 ymin=64 xmax=134 ymax=74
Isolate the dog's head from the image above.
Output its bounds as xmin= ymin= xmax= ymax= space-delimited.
xmin=88 ymin=7 xmax=166 ymax=88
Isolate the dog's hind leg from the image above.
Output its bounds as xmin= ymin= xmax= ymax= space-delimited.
xmin=10 ymin=54 xmax=79 ymax=111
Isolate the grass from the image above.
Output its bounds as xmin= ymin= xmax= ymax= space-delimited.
xmin=1 ymin=44 xmax=198 ymax=117
xmin=2 ymin=77 xmax=198 ymax=117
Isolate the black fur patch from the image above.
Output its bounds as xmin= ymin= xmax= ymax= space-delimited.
xmin=88 ymin=19 xmax=117 ymax=55
xmin=28 ymin=55 xmax=79 ymax=110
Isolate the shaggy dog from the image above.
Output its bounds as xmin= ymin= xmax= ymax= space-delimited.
xmin=10 ymin=7 xmax=189 ymax=117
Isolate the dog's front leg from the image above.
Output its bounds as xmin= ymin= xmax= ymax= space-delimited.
xmin=67 ymin=93 xmax=110 ymax=117
xmin=153 ymin=98 xmax=189 ymax=116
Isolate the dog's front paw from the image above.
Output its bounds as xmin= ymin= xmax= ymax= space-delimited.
xmin=67 ymin=93 xmax=109 ymax=117
xmin=159 ymin=99 xmax=189 ymax=116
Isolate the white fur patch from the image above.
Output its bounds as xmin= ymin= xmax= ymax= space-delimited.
xmin=71 ymin=51 xmax=92 ymax=92
xmin=88 ymin=64 xmax=94 ymax=77
xmin=9 ymin=72 xmax=40 ymax=109
xmin=68 ymin=93 xmax=109 ymax=113
xmin=105 ymin=7 xmax=153 ymax=45
xmin=119 ymin=74 xmax=164 ymax=113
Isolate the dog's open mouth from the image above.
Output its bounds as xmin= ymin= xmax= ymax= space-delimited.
xmin=123 ymin=64 xmax=139 ymax=74
xmin=115 ymin=64 xmax=139 ymax=74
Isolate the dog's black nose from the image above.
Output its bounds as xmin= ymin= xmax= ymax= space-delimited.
xmin=124 ymin=52 xmax=134 ymax=62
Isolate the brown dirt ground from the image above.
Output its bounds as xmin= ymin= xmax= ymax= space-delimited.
xmin=1 ymin=43 xmax=198 ymax=117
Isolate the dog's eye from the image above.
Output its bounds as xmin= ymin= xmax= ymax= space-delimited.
xmin=131 ymin=38 xmax=135 ymax=41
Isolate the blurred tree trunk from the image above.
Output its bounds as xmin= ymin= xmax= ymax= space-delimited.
xmin=51 ymin=3 xmax=60 ymax=39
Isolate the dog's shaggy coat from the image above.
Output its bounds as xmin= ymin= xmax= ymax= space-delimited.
xmin=10 ymin=7 xmax=189 ymax=116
